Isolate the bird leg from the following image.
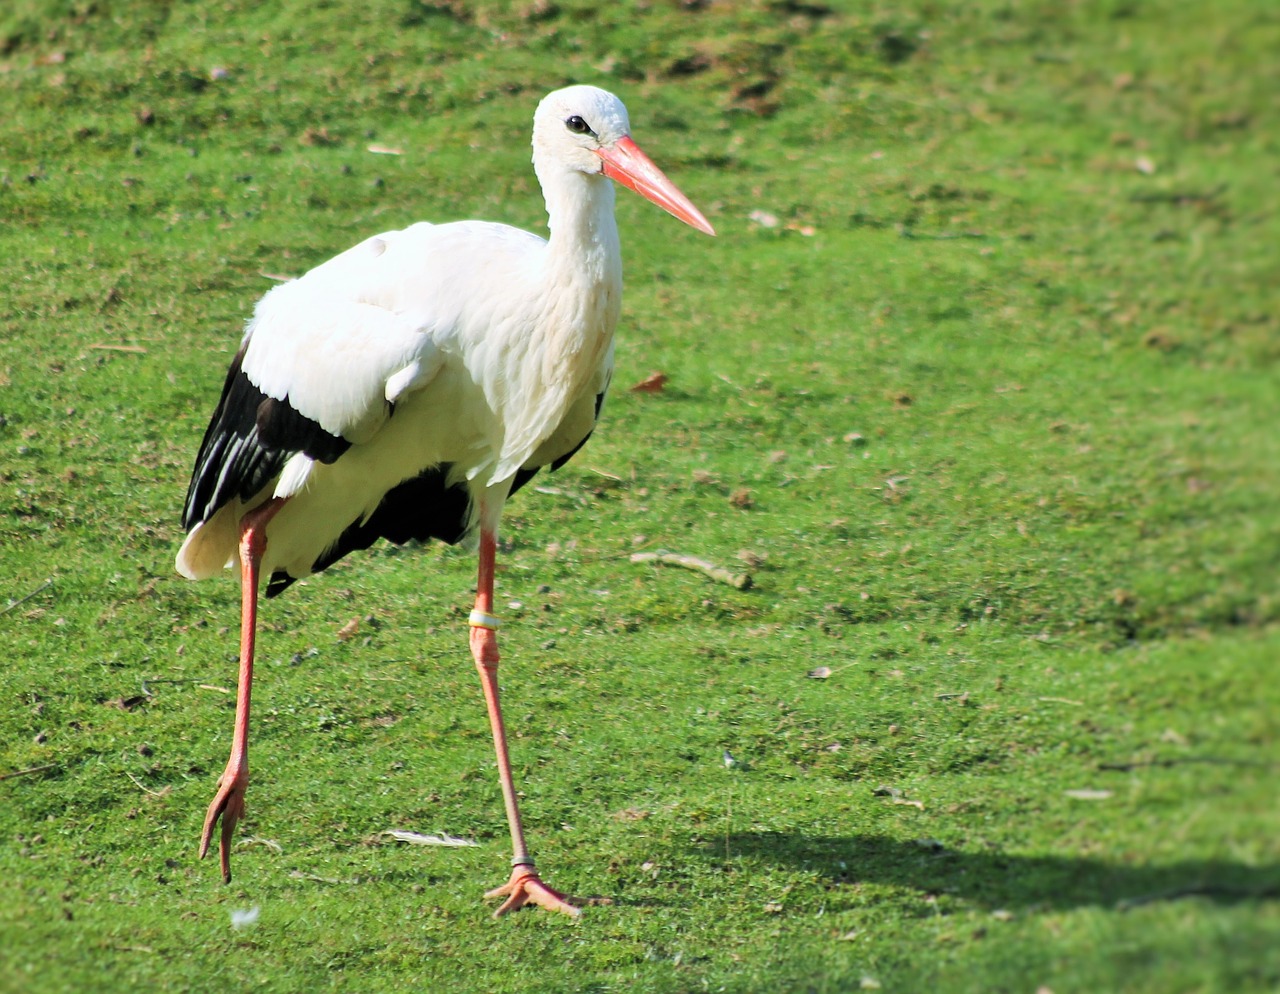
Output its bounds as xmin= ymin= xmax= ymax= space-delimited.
xmin=470 ymin=526 xmax=579 ymax=918
xmin=199 ymin=497 xmax=287 ymax=883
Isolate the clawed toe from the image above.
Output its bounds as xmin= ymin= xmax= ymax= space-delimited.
xmin=199 ymin=771 xmax=246 ymax=884
xmin=485 ymin=865 xmax=579 ymax=918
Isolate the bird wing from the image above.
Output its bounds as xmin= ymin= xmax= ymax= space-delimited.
xmin=181 ymin=231 xmax=449 ymax=530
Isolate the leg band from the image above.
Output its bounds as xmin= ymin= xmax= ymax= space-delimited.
xmin=469 ymin=610 xmax=502 ymax=631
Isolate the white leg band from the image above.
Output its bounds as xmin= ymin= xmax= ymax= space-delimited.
xmin=468 ymin=610 xmax=502 ymax=631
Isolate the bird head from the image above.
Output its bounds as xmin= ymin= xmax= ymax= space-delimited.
xmin=533 ymin=85 xmax=715 ymax=236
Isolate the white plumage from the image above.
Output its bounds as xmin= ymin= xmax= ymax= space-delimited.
xmin=176 ymin=84 xmax=713 ymax=917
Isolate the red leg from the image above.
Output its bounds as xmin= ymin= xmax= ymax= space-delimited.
xmin=470 ymin=526 xmax=579 ymax=918
xmin=199 ymin=497 xmax=287 ymax=882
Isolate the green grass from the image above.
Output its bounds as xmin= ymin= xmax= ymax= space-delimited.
xmin=2 ymin=0 xmax=1277 ymax=991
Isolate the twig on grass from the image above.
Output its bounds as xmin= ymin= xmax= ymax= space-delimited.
xmin=0 ymin=763 xmax=59 ymax=781
xmin=629 ymin=551 xmax=753 ymax=590
xmin=1 ymin=578 xmax=54 ymax=618
xmin=88 ymin=343 xmax=147 ymax=354
xmin=141 ymin=678 xmax=234 ymax=698
xmin=239 ymin=836 xmax=283 ymax=853
xmin=1038 ymin=696 xmax=1083 ymax=706
xmin=125 ymin=771 xmax=169 ymax=797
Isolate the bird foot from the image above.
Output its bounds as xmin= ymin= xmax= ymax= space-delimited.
xmin=485 ymin=865 xmax=580 ymax=918
xmin=199 ymin=765 xmax=247 ymax=883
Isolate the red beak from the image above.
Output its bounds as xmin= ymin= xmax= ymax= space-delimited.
xmin=597 ymin=136 xmax=716 ymax=236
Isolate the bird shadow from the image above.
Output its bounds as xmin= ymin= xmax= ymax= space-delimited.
xmin=703 ymin=832 xmax=1279 ymax=913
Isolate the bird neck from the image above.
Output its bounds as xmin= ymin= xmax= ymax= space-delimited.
xmin=540 ymin=168 xmax=623 ymax=291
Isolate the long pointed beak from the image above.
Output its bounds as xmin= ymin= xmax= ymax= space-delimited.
xmin=597 ymin=136 xmax=716 ymax=236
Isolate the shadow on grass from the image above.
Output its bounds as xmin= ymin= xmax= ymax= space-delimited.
xmin=709 ymin=833 xmax=1280 ymax=912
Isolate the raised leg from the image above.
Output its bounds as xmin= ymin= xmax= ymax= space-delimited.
xmin=199 ymin=497 xmax=287 ymax=882
xmin=470 ymin=524 xmax=579 ymax=918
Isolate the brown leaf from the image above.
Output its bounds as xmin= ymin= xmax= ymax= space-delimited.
xmin=336 ymin=617 xmax=360 ymax=641
xmin=630 ymin=371 xmax=669 ymax=394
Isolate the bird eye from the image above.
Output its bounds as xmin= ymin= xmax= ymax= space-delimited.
xmin=565 ymin=115 xmax=593 ymax=136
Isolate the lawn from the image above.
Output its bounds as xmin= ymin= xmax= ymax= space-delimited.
xmin=1 ymin=1 xmax=1277 ymax=992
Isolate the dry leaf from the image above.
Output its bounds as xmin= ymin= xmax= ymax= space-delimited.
xmin=630 ymin=371 xmax=668 ymax=393
xmin=336 ymin=617 xmax=360 ymax=640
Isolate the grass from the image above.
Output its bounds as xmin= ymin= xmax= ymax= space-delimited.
xmin=1 ymin=0 xmax=1277 ymax=991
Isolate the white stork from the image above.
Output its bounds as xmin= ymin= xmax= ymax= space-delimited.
xmin=176 ymin=85 xmax=714 ymax=917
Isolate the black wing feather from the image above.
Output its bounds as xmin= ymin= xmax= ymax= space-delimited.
xmin=182 ymin=345 xmax=352 ymax=530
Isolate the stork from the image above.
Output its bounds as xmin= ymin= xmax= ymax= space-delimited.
xmin=176 ymin=85 xmax=714 ymax=917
